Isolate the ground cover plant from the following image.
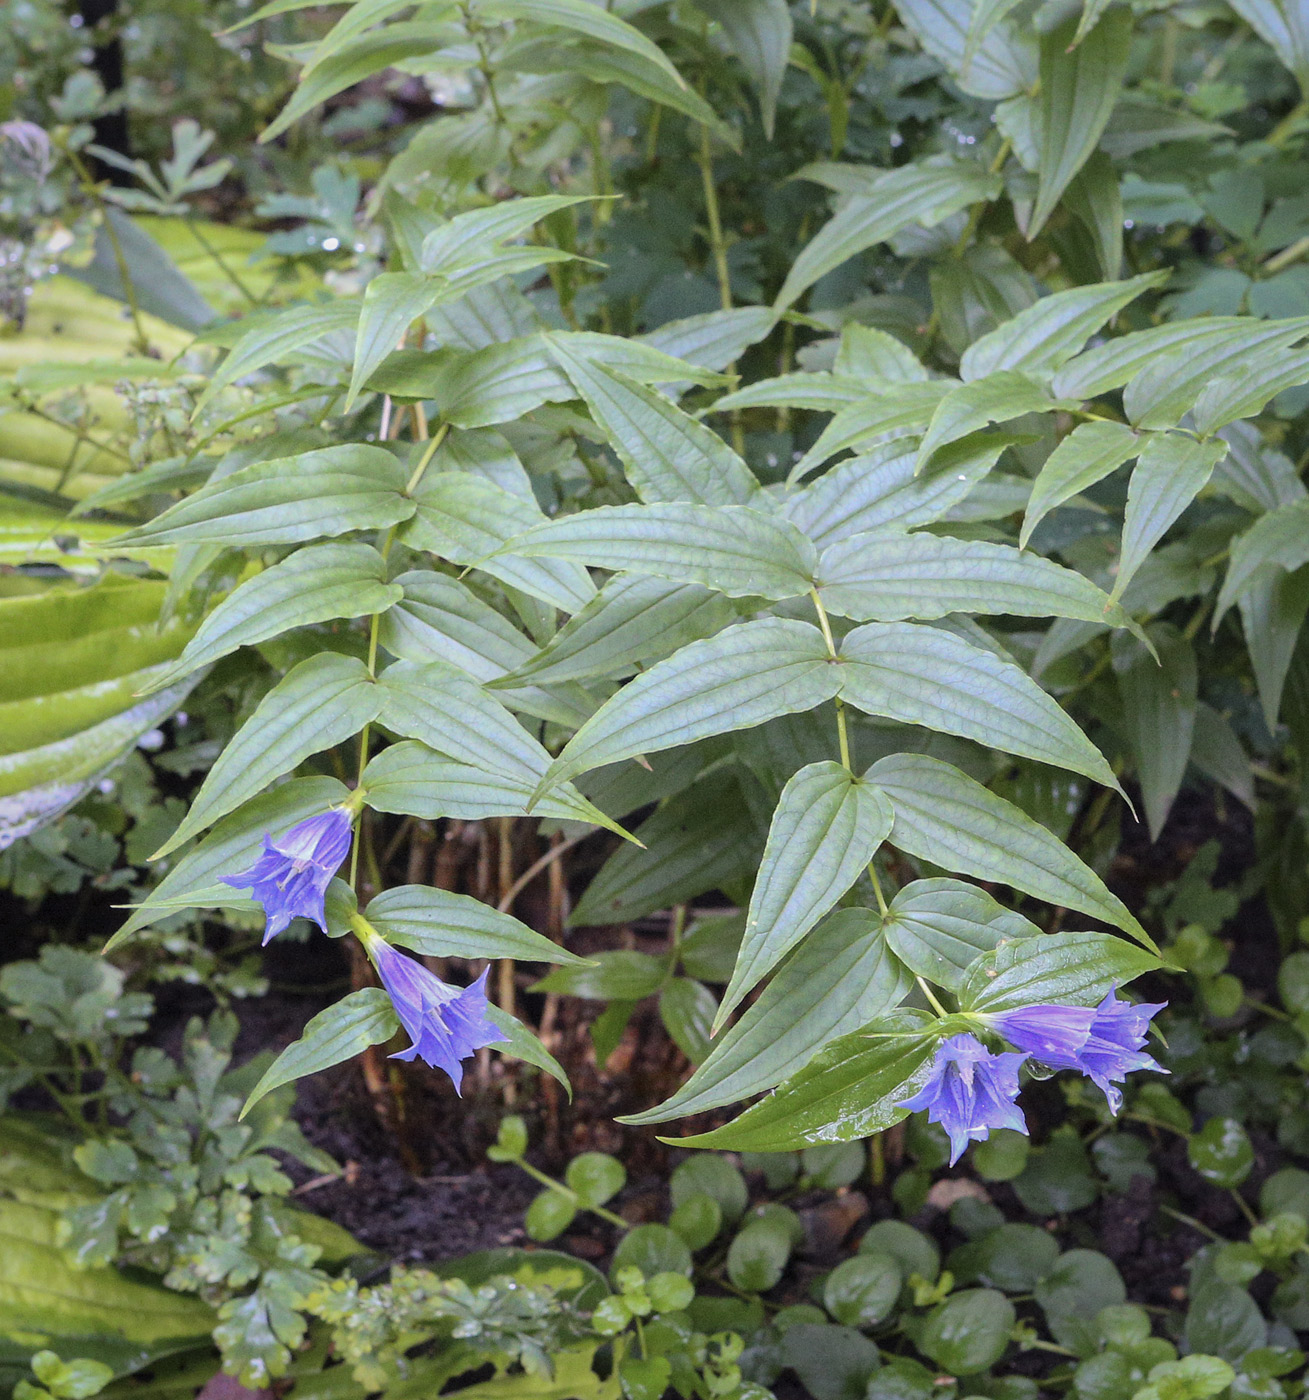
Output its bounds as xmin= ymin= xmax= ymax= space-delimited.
xmin=6 ymin=0 xmax=1309 ymax=1395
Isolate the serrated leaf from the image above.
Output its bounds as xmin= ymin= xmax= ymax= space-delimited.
xmin=148 ymin=544 xmax=401 ymax=691
xmin=838 ymin=622 xmax=1117 ymax=785
xmin=789 ymin=381 xmax=953 ymax=481
xmin=867 ymin=753 xmax=1151 ymax=945
xmin=694 ymin=0 xmax=792 ymax=135
xmin=113 ymin=445 xmax=412 ymax=549
xmin=1030 ymin=12 xmax=1132 ymax=237
xmin=365 ymin=884 xmax=586 ymax=964
xmin=242 ymin=988 xmax=397 ymax=1118
xmin=496 ymin=575 xmax=736 ymax=687
xmin=626 ymin=909 xmax=910 ymax=1123
xmin=958 ymin=930 xmax=1159 ymax=1012
xmin=714 ymin=370 xmax=864 ymax=414
xmin=1113 ymin=433 xmax=1227 ymax=601
xmin=818 ymin=533 xmax=1130 ymax=626
xmin=485 ymin=1004 xmax=571 ymax=1092
xmin=959 ymin=273 xmax=1166 ymax=382
xmin=775 ymin=160 xmax=1004 ymax=311
xmin=917 ymin=372 xmax=1069 ymax=469
xmin=1114 ymin=625 xmax=1197 ymax=840
xmin=154 ymin=654 xmax=382 ymax=859
xmin=639 ymin=305 xmax=777 ymax=373
xmin=883 ymin=878 xmax=1039 ymax=992
xmin=400 ymin=471 xmax=596 ymax=612
xmin=548 ymin=341 xmax=757 ymax=506
xmin=1022 ymin=421 xmax=1139 ymax=549
xmin=497 ymin=502 xmax=817 ymax=600
xmin=538 ymin=618 xmax=840 ymax=793
xmin=378 ymin=570 xmax=535 ymax=681
xmin=1192 ymin=343 xmax=1309 ymax=436
xmin=717 ymin=763 xmax=894 ymax=1029
xmin=673 ymin=1010 xmax=937 ymax=1151
xmin=894 ymin=0 xmax=1035 ymax=99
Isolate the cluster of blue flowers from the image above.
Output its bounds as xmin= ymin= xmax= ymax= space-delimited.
xmin=224 ymin=808 xmax=503 ymax=1092
xmin=900 ymin=993 xmax=1166 ymax=1164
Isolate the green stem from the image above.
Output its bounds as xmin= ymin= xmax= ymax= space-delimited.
xmin=64 ymin=144 xmax=149 ymax=353
xmin=809 ymin=589 xmax=851 ymax=769
xmin=916 ymin=976 xmax=950 ymax=1018
xmin=516 ymin=1158 xmax=630 ymax=1230
xmin=696 ymin=117 xmax=746 ymax=458
xmin=186 ymin=216 xmax=258 ymax=305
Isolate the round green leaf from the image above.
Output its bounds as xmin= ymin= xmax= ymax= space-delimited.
xmin=669 ymin=1191 xmax=723 ymax=1250
xmin=670 ymin=1155 xmax=748 ymax=1223
xmin=823 ymin=1253 xmax=902 ymax=1327
xmin=916 ymin=1288 xmax=1016 ymax=1375
xmin=525 ymin=1188 xmax=576 ymax=1242
xmin=611 ymin=1224 xmax=693 ymax=1284
xmin=1188 ymin=1117 xmax=1254 ymax=1188
xmin=726 ymin=1218 xmax=792 ymax=1293
xmin=972 ymin=1128 xmax=1030 ymax=1182
xmin=566 ymin=1151 xmax=626 ymax=1208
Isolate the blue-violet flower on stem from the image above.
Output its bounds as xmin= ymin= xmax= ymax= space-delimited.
xmin=898 ymin=1033 xmax=1029 ymax=1165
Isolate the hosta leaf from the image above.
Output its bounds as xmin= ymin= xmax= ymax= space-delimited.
xmin=838 ymin=622 xmax=1117 ymax=785
xmin=537 ymin=619 xmax=840 ymax=793
xmin=1030 ymin=12 xmax=1132 ymax=237
xmin=818 ymin=533 xmax=1130 ymax=627
xmin=497 ymin=503 xmax=817 ymax=600
xmin=868 ymin=753 xmax=1151 ymax=945
xmin=717 ymin=763 xmax=895 ymax=1029
xmin=674 ymin=1010 xmax=938 ymax=1151
xmin=548 ymin=340 xmax=759 ymax=506
xmin=775 ymin=160 xmax=1005 ymax=311
xmin=1022 ymin=421 xmax=1139 ymax=549
xmin=625 ymin=909 xmax=910 ymax=1123
xmin=882 ymin=878 xmax=1039 ymax=992
xmin=1113 ymin=434 xmax=1227 ymax=601
xmin=154 ymin=654 xmax=383 ymax=858
xmin=113 ymin=445 xmax=413 ymax=549
xmin=959 ymin=272 xmax=1166 ymax=383
xmin=148 ymin=544 xmax=402 ymax=690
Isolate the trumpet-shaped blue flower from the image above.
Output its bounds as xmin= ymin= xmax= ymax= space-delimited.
xmin=222 ymin=807 xmax=353 ymax=945
xmin=898 ymin=1033 xmax=1028 ymax=1165
xmin=367 ymin=936 xmax=506 ymax=1093
xmin=990 ymin=990 xmax=1167 ymax=1113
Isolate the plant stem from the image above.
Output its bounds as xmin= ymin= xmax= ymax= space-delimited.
xmin=515 ymin=1158 xmax=630 ymax=1230
xmin=185 ymin=215 xmax=258 ymax=305
xmin=916 ymin=975 xmax=949 ymax=1018
xmin=809 ymin=588 xmax=851 ymax=769
xmin=697 ymin=117 xmax=747 ymax=458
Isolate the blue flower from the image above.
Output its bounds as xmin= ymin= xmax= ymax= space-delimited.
xmin=898 ymin=1033 xmax=1029 ymax=1166
xmin=221 ymin=807 xmax=353 ymax=945
xmin=990 ymin=990 xmax=1167 ymax=1113
xmin=366 ymin=936 xmax=506 ymax=1093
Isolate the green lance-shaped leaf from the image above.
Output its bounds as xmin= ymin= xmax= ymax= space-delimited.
xmin=537 ymin=619 xmax=840 ymax=795
xmin=817 ymin=533 xmax=1131 ymax=627
xmin=154 ymin=654 xmax=382 ymax=859
xmin=363 ymin=741 xmax=610 ymax=825
xmin=693 ymin=0 xmax=792 ymax=136
xmin=837 ymin=622 xmax=1117 ymax=787
xmin=775 ymin=160 xmax=1004 ymax=311
xmin=894 ymin=0 xmax=1034 ymax=99
xmin=958 ymin=930 xmax=1159 ymax=1013
xmin=242 ymin=988 xmax=398 ymax=1118
xmin=1190 ymin=701 xmax=1254 ymax=809
xmin=147 ymin=544 xmax=402 ymax=692
xmin=625 ymin=909 xmax=911 ymax=1124
xmin=1122 ymin=322 xmax=1309 ymax=430
xmin=548 ymin=340 xmax=759 ymax=507
xmin=674 ymin=1010 xmax=939 ymax=1151
xmin=1055 ymin=316 xmax=1309 ymax=404
xmin=1022 ymin=421 xmax=1140 ymax=549
xmin=916 ymin=372 xmax=1072 ymax=470
xmin=109 ymin=776 xmax=349 ymax=947
xmin=867 ymin=753 xmax=1152 ymax=947
xmin=471 ymin=0 xmax=688 ymax=89
xmin=484 ymin=1005 xmax=570 ymax=1093
xmin=112 ymin=445 xmax=413 ymax=550
xmin=716 ymin=763 xmax=895 ymax=1031
xmin=785 ymin=437 xmax=1009 ymax=549
xmin=401 ymin=470 xmax=596 ymax=613
xmin=959 ymin=272 xmax=1167 ymax=383
xmin=1112 ymin=434 xmax=1227 ymax=602
xmin=193 ymin=298 xmax=361 ymax=413
xmin=1214 ymin=420 xmax=1307 ymax=515
xmin=1226 ymin=0 xmax=1309 ymax=95
xmin=1191 ymin=343 xmax=1309 ymax=437
xmin=639 ymin=305 xmax=777 ymax=373
xmin=882 ymin=878 xmax=1040 ymax=993
xmin=1113 ymin=626 xmax=1197 ymax=841
xmin=789 ymin=380 xmax=953 ymax=481
xmin=1030 ymin=11 xmax=1132 ymax=238
xmin=379 ymin=570 xmax=536 ymax=682
xmin=715 ymin=370 xmax=864 ymax=414
xmin=347 ymin=272 xmax=448 ymax=412
xmin=365 ymin=885 xmax=587 ymax=965
xmin=495 ymin=502 xmax=817 ymax=600
xmin=1239 ymin=567 xmax=1309 ymax=730
xmin=418 ymin=194 xmax=603 ymax=276
xmin=496 ymin=576 xmax=736 ymax=687
xmin=1216 ymin=498 xmax=1309 ymax=623
xmin=375 ymin=661 xmax=629 ymax=837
